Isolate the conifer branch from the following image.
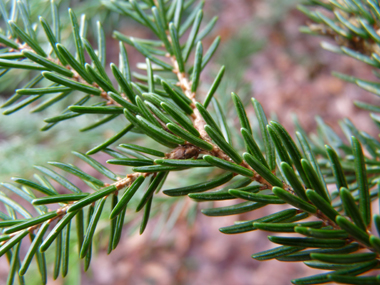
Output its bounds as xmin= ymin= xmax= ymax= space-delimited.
xmin=1 ymin=1 xmax=380 ymax=284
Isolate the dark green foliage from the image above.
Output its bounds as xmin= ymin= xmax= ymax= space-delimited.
xmin=110 ymin=176 xmax=145 ymax=219
xmin=164 ymin=172 xmax=234 ymax=196
xmin=0 ymin=0 xmax=380 ymax=284
xmin=243 ymin=153 xmax=282 ymax=187
xmin=273 ymin=187 xmax=317 ymax=213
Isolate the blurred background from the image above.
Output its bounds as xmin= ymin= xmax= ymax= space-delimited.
xmin=1 ymin=0 xmax=380 ymax=284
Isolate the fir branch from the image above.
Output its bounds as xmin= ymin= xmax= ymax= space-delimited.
xmin=1 ymin=1 xmax=380 ymax=284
